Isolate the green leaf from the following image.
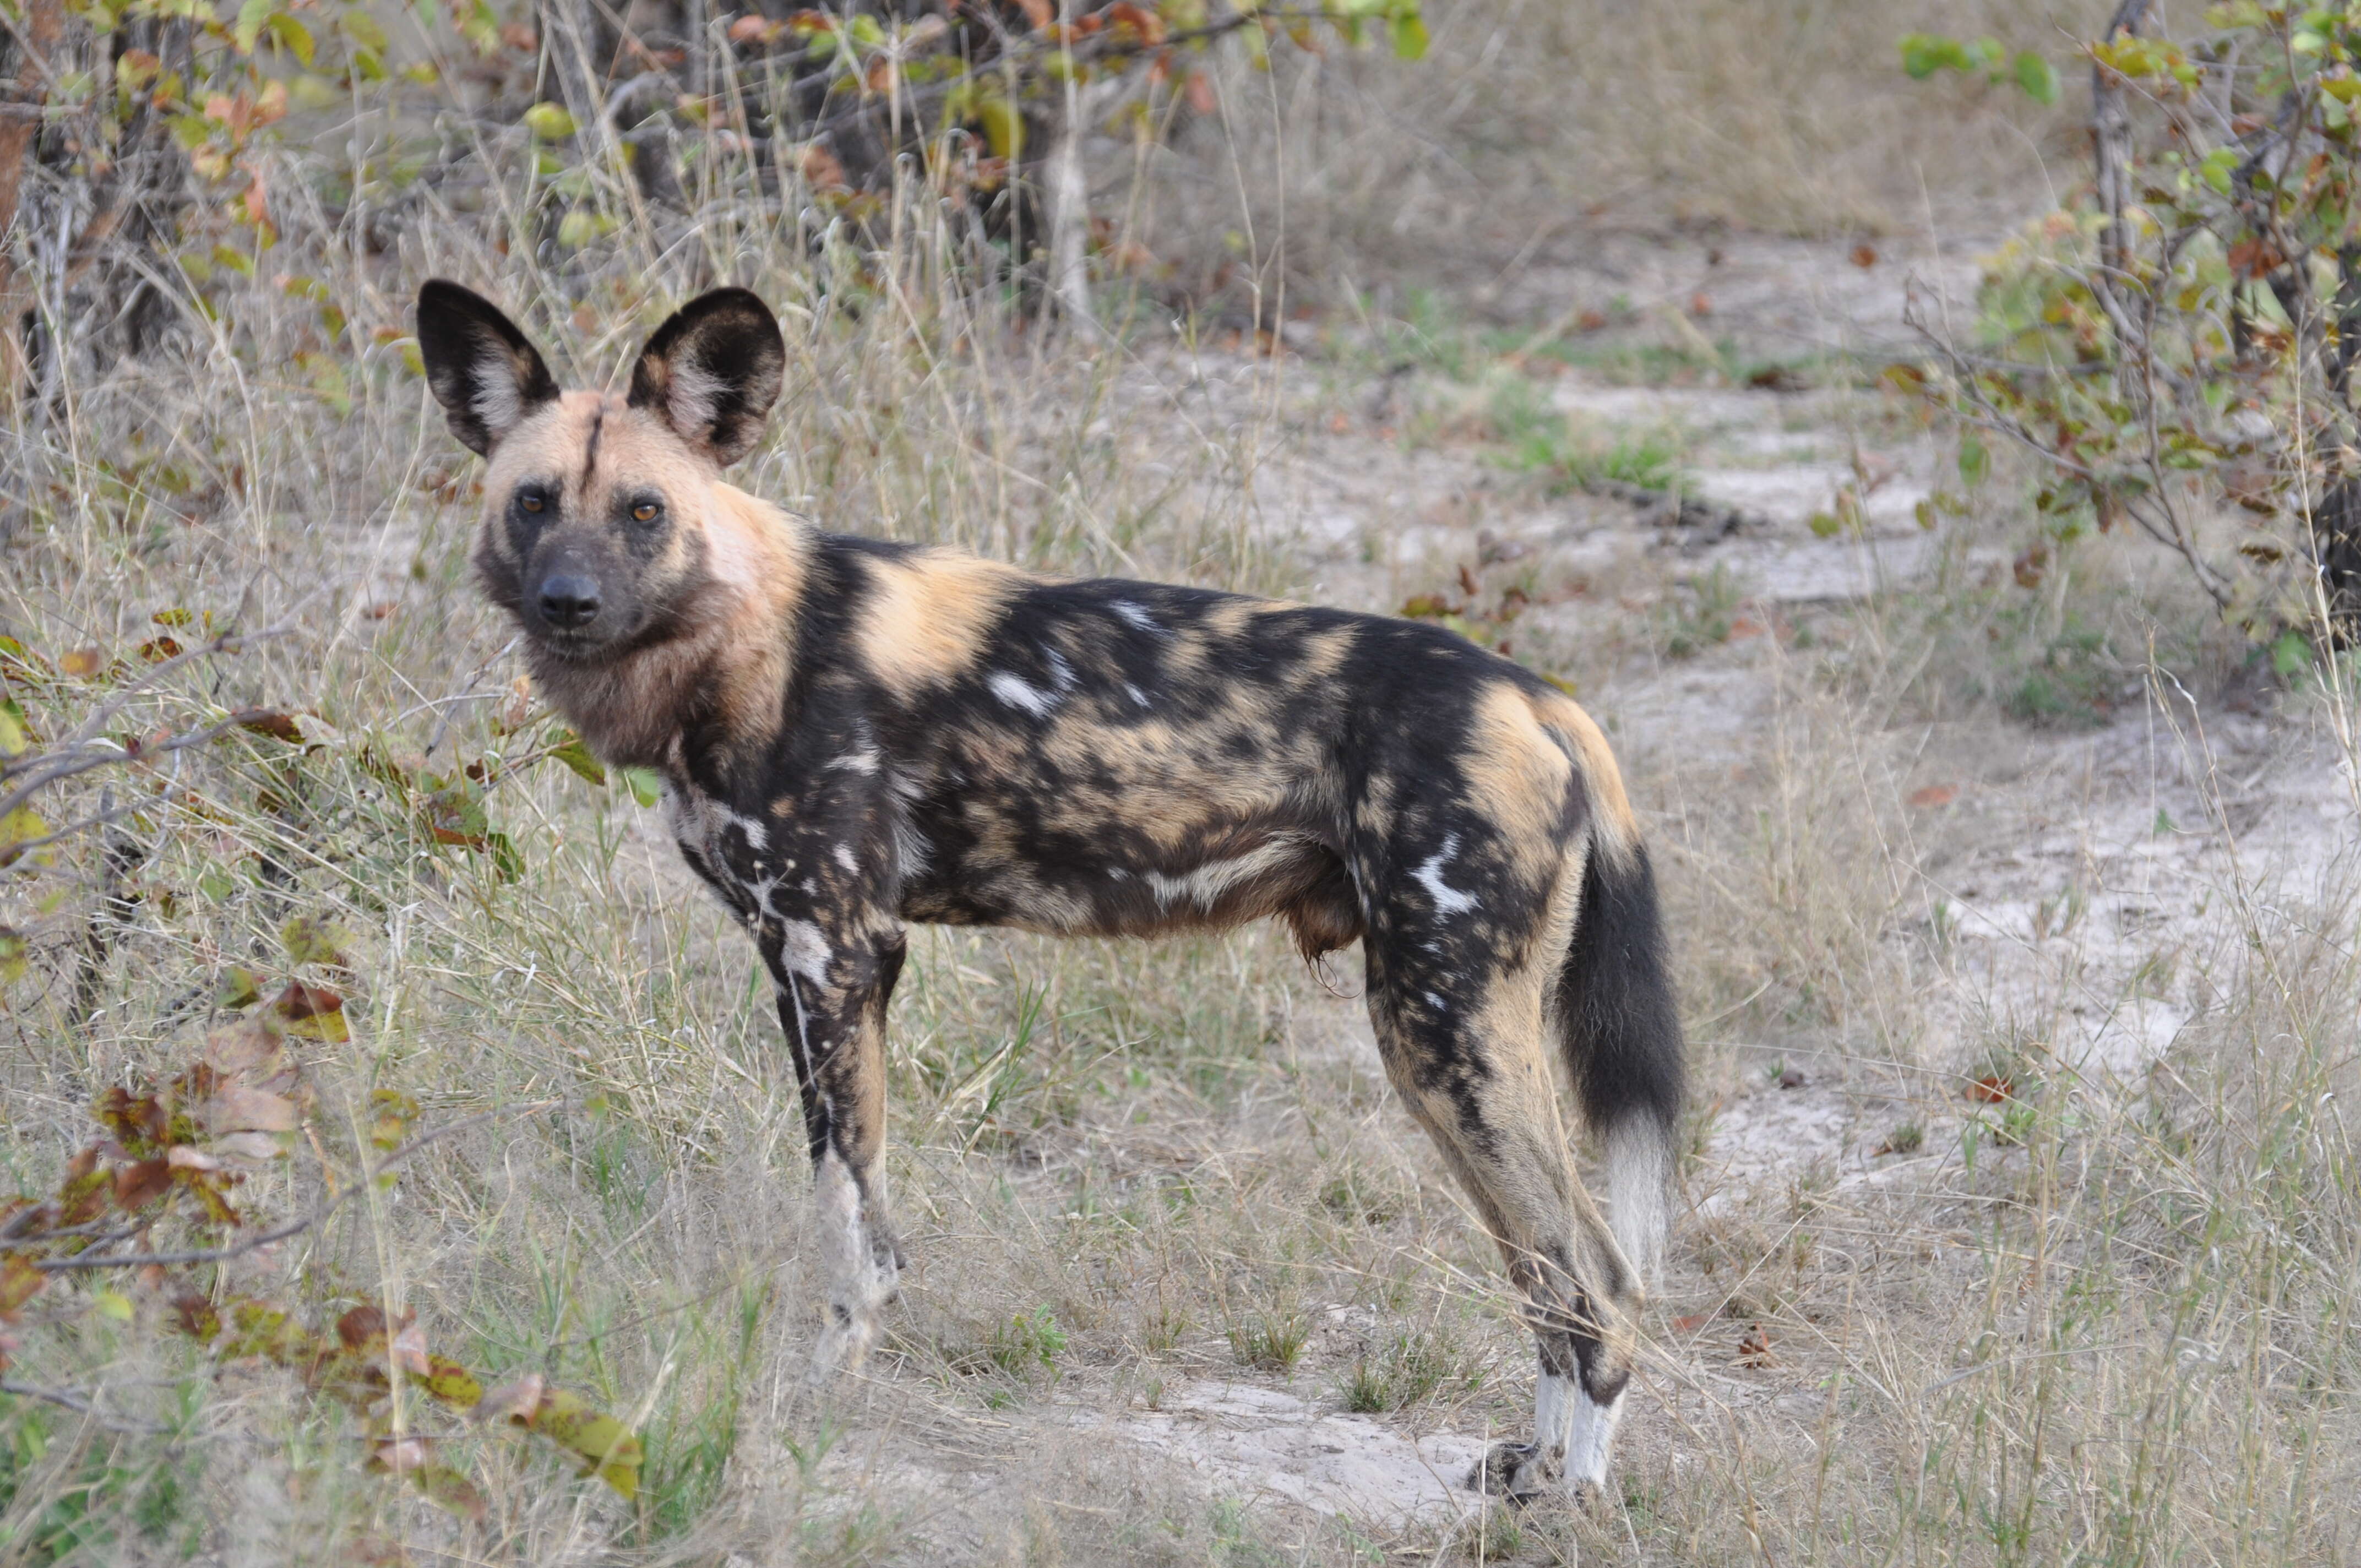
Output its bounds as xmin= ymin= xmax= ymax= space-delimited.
xmin=216 ymin=965 xmax=263 ymax=1010
xmin=974 ymin=95 xmax=1024 ymax=160
xmin=1958 ymin=435 xmax=1990 ymax=488
xmin=280 ymin=914 xmax=350 ymax=968
xmin=2272 ymin=628 xmax=2311 ymax=677
xmin=0 ymin=700 xmax=25 ymax=759
xmin=0 ymin=926 xmax=25 ymax=985
xmin=414 ymin=1357 xmax=486 ymax=1408
xmin=522 ymin=101 xmax=576 ymax=140
xmin=94 ymin=1289 xmax=135 ymax=1322
xmin=340 ymin=10 xmax=388 ymax=50
xmin=556 ymin=208 xmax=613 ymax=249
xmin=0 ymin=805 xmax=51 ymax=867
xmin=527 ymin=1387 xmax=644 ymax=1499
xmin=264 ymin=12 xmax=314 ymax=66
xmin=620 ymin=767 xmax=662 ymax=808
xmin=1389 ymin=9 xmax=1428 ymax=61
xmin=1898 ymin=32 xmax=1973 ymax=80
xmin=233 ymin=0 xmax=272 ymax=56
xmin=549 ymin=736 xmax=606 ymax=787
xmin=2012 ymin=50 xmax=2058 ymax=105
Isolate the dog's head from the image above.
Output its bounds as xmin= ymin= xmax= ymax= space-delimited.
xmin=415 ymin=280 xmax=786 ymax=662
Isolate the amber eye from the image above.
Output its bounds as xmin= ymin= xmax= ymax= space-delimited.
xmin=631 ymin=502 xmax=660 ymax=523
xmin=520 ymin=493 xmax=544 ymax=513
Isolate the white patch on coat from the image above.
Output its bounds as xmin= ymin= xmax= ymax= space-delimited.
xmin=989 ymin=671 xmax=1057 ymax=717
xmin=666 ymin=358 xmax=731 ymax=439
xmin=831 ymin=749 xmax=881 ymax=775
xmin=1140 ymin=839 xmax=1303 ymax=912
xmin=834 ymin=842 xmax=859 ymax=874
xmin=471 ymin=345 xmax=524 ymax=436
xmin=893 ymin=819 xmax=932 ymax=877
xmin=1415 ymin=835 xmax=1478 ymax=915
xmin=807 ymin=1150 xmax=895 ymax=1385
xmin=777 ymin=919 xmax=831 ymax=983
xmin=1109 ymin=600 xmax=1162 ymax=634
xmin=1124 ymin=682 xmax=1151 ymax=708
xmin=667 ymin=784 xmax=769 ymax=859
xmin=1556 ymin=1373 xmax=1622 ymax=1491
xmin=1606 ymin=1114 xmax=1672 ymax=1284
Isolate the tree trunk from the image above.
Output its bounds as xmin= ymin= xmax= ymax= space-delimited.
xmin=0 ymin=0 xmax=66 ymax=395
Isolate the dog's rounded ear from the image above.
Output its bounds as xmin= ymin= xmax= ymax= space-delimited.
xmin=628 ymin=288 xmax=785 ymax=466
xmin=416 ymin=280 xmax=559 ymax=456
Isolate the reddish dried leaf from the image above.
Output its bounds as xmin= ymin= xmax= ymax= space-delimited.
xmin=1015 ymin=0 xmax=1052 ymax=28
xmin=1851 ymin=243 xmax=1878 ymax=269
xmin=206 ymin=1086 xmax=298 ymax=1135
xmin=273 ymin=982 xmax=348 ymax=1042
xmin=1737 ymin=1324 xmax=1773 ymax=1366
xmin=1907 ymin=784 xmax=1958 ymax=809
xmin=371 ymin=1435 xmax=431 ymax=1473
xmin=59 ymin=646 xmax=104 ymax=678
xmin=337 ymin=1304 xmax=387 ymax=1350
xmin=476 ymin=1372 xmax=547 ymax=1425
xmin=97 ymin=1088 xmax=170 ymax=1152
xmin=1186 ymin=69 xmax=1215 ymax=115
xmin=204 ymin=1022 xmax=288 ymax=1084
xmin=0 ymin=1255 xmax=46 ymax=1316
xmin=171 ymin=1292 xmax=221 ymax=1341
xmin=1672 ymin=1313 xmax=1711 ymax=1332
xmin=210 ymin=1132 xmax=285 ymax=1163
xmin=115 ymin=1158 xmax=173 ymax=1208
xmin=233 ymin=709 xmax=306 ymax=744
xmin=2228 ymin=238 xmax=2285 ymax=278
xmin=797 ymin=144 xmax=850 ymax=195
xmin=388 ymin=1319 xmax=431 ymax=1378
xmin=1969 ymin=1074 xmax=2017 ymax=1104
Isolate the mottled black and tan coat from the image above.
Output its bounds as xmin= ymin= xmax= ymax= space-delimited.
xmin=416 ymin=281 xmax=1685 ymax=1504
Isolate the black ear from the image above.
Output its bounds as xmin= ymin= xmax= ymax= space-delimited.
xmin=416 ymin=280 xmax=559 ymax=456
xmin=627 ymin=288 xmax=785 ymax=466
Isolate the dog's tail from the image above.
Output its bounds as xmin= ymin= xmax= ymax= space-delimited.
xmin=1551 ymin=719 xmax=1684 ymax=1287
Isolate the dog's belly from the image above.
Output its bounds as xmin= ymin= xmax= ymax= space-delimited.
xmin=898 ymin=825 xmax=1348 ymax=941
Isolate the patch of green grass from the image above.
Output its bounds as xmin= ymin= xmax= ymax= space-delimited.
xmin=988 ymin=1306 xmax=1070 ymax=1376
xmin=1661 ymin=563 xmax=1748 ymax=657
xmin=634 ymin=1282 xmax=769 ymax=1540
xmin=1490 ymin=378 xmax=1686 ymax=496
xmin=1227 ymin=1308 xmax=1311 ymax=1374
xmin=1341 ymin=1324 xmax=1482 ymax=1412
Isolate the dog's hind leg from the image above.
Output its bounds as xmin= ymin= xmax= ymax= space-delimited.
xmin=1364 ymin=944 xmax=1643 ymax=1506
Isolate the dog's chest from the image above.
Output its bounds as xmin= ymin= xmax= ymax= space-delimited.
xmin=665 ymin=784 xmax=797 ymax=923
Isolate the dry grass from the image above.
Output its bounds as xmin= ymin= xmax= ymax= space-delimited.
xmin=3 ymin=6 xmax=2359 ymax=1564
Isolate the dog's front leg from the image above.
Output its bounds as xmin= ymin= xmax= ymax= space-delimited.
xmin=759 ymin=913 xmax=909 ymax=1385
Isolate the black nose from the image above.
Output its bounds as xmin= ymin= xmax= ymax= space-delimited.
xmin=537 ymin=575 xmax=601 ymax=629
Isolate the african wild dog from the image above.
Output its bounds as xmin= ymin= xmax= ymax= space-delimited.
xmin=415 ymin=280 xmax=1684 ymax=1504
